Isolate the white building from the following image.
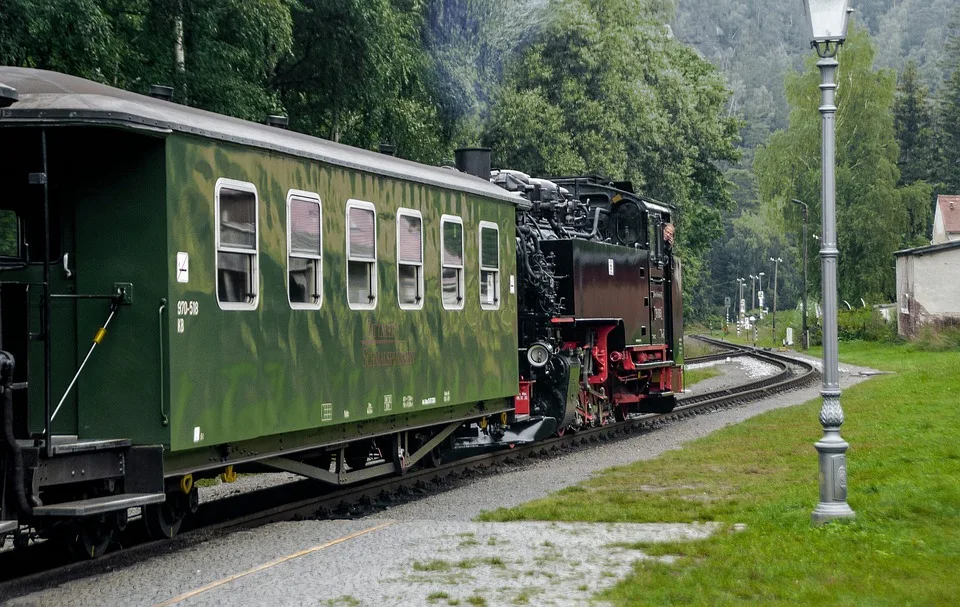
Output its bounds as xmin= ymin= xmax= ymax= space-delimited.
xmin=895 ymin=240 xmax=960 ymax=337
xmin=932 ymin=195 xmax=960 ymax=244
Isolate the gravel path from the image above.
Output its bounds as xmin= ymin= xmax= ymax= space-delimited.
xmin=1 ymin=350 xmax=881 ymax=607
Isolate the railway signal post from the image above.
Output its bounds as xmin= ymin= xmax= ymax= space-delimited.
xmin=802 ymin=0 xmax=856 ymax=524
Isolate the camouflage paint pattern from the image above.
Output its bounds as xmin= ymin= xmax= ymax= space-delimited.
xmin=164 ymin=135 xmax=518 ymax=453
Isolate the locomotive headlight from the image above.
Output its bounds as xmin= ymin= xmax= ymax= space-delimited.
xmin=526 ymin=342 xmax=551 ymax=368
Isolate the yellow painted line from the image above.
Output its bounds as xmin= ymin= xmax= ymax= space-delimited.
xmin=152 ymin=521 xmax=396 ymax=607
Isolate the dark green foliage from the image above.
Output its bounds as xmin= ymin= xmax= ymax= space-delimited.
xmin=836 ymin=307 xmax=896 ymax=343
xmin=893 ymin=62 xmax=937 ymax=187
xmin=755 ymin=25 xmax=922 ymax=304
xmin=672 ymin=1 xmax=956 ymax=320
xmin=0 ymin=210 xmax=19 ymax=257
xmin=937 ymin=9 xmax=960 ymax=194
xmin=483 ymin=0 xmax=742 ymax=314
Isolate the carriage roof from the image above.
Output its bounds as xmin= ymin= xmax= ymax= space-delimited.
xmin=0 ymin=66 xmax=518 ymax=205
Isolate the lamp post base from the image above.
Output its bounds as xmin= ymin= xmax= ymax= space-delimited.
xmin=812 ymin=431 xmax=856 ymax=524
xmin=812 ymin=500 xmax=856 ymax=524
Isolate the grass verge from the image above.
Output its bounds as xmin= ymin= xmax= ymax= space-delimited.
xmin=682 ymin=366 xmax=721 ymax=387
xmin=478 ymin=341 xmax=960 ymax=604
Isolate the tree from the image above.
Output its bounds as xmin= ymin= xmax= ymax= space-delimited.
xmin=271 ymin=0 xmax=449 ymax=164
xmin=937 ymin=8 xmax=960 ymax=193
xmin=755 ymin=24 xmax=926 ymax=303
xmin=893 ymin=62 xmax=937 ymax=186
xmin=483 ymin=0 xmax=742 ymax=313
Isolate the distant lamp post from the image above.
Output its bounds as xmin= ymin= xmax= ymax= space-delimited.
xmin=792 ymin=199 xmax=810 ymax=350
xmin=757 ymin=272 xmax=765 ymax=317
xmin=802 ymin=0 xmax=856 ymax=524
xmin=769 ymin=256 xmax=782 ymax=344
xmin=749 ymin=274 xmax=758 ymax=311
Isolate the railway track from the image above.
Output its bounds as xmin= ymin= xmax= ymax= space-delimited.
xmin=0 ymin=337 xmax=818 ymax=595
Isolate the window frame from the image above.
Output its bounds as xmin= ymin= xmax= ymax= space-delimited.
xmin=215 ymin=177 xmax=260 ymax=311
xmin=478 ymin=220 xmax=501 ymax=311
xmin=440 ymin=214 xmax=465 ymax=311
xmin=286 ymin=189 xmax=323 ymax=310
xmin=396 ymin=207 xmax=424 ymax=311
xmin=345 ymin=199 xmax=378 ymax=311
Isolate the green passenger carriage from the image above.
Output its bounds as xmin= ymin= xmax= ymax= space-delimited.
xmin=0 ymin=67 xmax=521 ymax=553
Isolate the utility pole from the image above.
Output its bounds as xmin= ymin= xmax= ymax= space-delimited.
xmin=749 ymin=274 xmax=758 ymax=311
xmin=793 ymin=199 xmax=810 ymax=349
xmin=770 ymin=257 xmax=782 ymax=345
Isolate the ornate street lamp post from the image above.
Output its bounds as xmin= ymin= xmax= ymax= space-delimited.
xmin=802 ymin=0 xmax=856 ymax=524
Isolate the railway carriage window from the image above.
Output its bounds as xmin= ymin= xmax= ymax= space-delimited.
xmin=346 ymin=200 xmax=377 ymax=309
xmin=478 ymin=222 xmax=500 ymax=310
xmin=440 ymin=215 xmax=465 ymax=310
xmin=396 ymin=208 xmax=424 ymax=309
xmin=287 ymin=191 xmax=322 ymax=309
xmin=216 ymin=179 xmax=259 ymax=309
xmin=0 ymin=210 xmax=20 ymax=258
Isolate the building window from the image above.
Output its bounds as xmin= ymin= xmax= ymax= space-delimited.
xmin=479 ymin=221 xmax=500 ymax=310
xmin=441 ymin=215 xmax=464 ymax=310
xmin=216 ymin=179 xmax=258 ymax=309
xmin=397 ymin=208 xmax=424 ymax=309
xmin=287 ymin=191 xmax=322 ymax=309
xmin=346 ymin=200 xmax=377 ymax=309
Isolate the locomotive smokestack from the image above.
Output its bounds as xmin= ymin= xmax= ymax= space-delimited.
xmin=454 ymin=147 xmax=491 ymax=181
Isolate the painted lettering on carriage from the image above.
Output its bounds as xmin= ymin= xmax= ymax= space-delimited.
xmin=177 ymin=300 xmax=199 ymax=315
xmin=362 ymin=322 xmax=398 ymax=345
xmin=363 ymin=351 xmax=415 ymax=367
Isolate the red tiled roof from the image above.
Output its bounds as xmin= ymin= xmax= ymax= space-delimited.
xmin=939 ymin=195 xmax=960 ymax=233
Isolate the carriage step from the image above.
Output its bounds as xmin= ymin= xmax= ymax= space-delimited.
xmin=0 ymin=520 xmax=17 ymax=534
xmin=31 ymin=493 xmax=165 ymax=517
xmin=48 ymin=436 xmax=132 ymax=456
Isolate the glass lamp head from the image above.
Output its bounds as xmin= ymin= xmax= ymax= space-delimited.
xmin=802 ymin=0 xmax=851 ymax=45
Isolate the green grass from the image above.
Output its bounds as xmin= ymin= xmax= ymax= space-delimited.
xmin=478 ymin=341 xmax=960 ymax=605
xmin=683 ymin=366 xmax=720 ymax=387
xmin=413 ymin=559 xmax=453 ymax=572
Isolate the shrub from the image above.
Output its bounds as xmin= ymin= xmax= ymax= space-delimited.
xmin=912 ymin=321 xmax=960 ymax=352
xmin=837 ymin=307 xmax=896 ymax=342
